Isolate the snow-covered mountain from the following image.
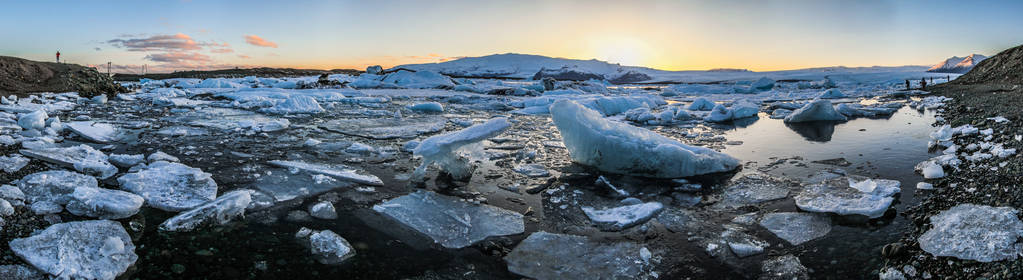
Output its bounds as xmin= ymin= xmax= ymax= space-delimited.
xmin=927 ymin=54 xmax=987 ymax=73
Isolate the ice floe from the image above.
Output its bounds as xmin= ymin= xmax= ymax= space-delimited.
xmin=160 ymin=189 xmax=252 ymax=232
xmin=321 ymin=116 xmax=447 ymax=139
xmin=918 ymin=204 xmax=1023 ymax=262
xmin=794 ymin=177 xmax=900 ymax=218
xmin=581 ymin=202 xmax=664 ymax=231
xmin=372 ymin=191 xmax=524 ymax=249
xmin=65 ymin=121 xmax=121 ymax=143
xmin=118 ymin=161 xmax=218 ymax=212
xmin=505 ymin=232 xmax=654 ymax=280
xmin=759 ymin=212 xmax=832 ymax=245
xmin=783 ymin=99 xmax=847 ymax=123
xmin=20 ymin=144 xmax=118 ymax=179
xmin=9 ymin=220 xmax=137 ymax=280
xmin=268 ymin=160 xmax=383 ymax=186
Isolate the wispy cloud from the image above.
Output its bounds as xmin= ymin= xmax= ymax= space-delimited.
xmin=107 ymin=33 xmax=201 ymax=51
xmin=237 ymin=54 xmax=252 ymax=59
xmin=144 ymin=51 xmax=212 ymax=63
xmin=244 ymin=35 xmax=278 ymax=48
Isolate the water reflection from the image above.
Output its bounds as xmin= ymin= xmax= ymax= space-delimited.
xmin=785 ymin=121 xmax=838 ymax=142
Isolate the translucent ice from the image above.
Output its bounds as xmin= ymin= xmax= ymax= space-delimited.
xmin=372 ymin=191 xmax=524 ymax=249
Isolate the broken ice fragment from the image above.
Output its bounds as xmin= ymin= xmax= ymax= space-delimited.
xmin=160 ymin=190 xmax=252 ymax=232
xmin=268 ymin=160 xmax=383 ymax=186
xmin=321 ymin=116 xmax=447 ymax=139
xmin=309 ymin=201 xmax=338 ymax=220
xmin=9 ymin=220 xmax=137 ymax=280
xmin=550 ymin=99 xmax=739 ymax=178
xmin=65 ymin=121 xmax=121 ymax=143
xmin=581 ymin=202 xmax=664 ymax=231
xmin=118 ymin=161 xmax=218 ymax=212
xmin=721 ymin=229 xmax=769 ymax=258
xmin=794 ymin=177 xmax=900 ymax=218
xmin=65 ymin=187 xmax=144 ymax=219
xmin=505 ymin=232 xmax=654 ymax=280
xmin=412 ymin=117 xmax=511 ymax=181
xmin=759 ymin=212 xmax=831 ymax=246
xmin=783 ymin=99 xmax=847 ymax=123
xmin=760 ymin=255 xmax=809 ymax=280
xmin=918 ymin=204 xmax=1023 ymax=262
xmin=513 ymin=163 xmax=550 ymax=177
xmin=20 ymin=145 xmax=118 ymax=179
xmin=721 ymin=173 xmax=792 ymax=206
xmin=0 ymin=154 xmax=30 ymax=173
xmin=372 ymin=191 xmax=524 ymax=249
xmin=296 ymin=229 xmax=357 ymax=265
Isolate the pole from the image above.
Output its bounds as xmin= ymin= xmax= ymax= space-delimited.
xmin=107 ymin=62 xmax=111 ymax=76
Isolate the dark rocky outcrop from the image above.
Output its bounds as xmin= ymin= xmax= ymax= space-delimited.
xmin=0 ymin=56 xmax=127 ymax=97
xmin=532 ymin=67 xmax=604 ymax=81
xmin=944 ymin=45 xmax=1023 ymax=86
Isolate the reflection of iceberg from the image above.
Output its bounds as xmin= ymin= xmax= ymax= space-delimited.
xmin=785 ymin=121 xmax=837 ymax=142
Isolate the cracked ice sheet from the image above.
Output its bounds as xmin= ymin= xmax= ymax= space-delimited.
xmin=161 ymin=107 xmax=290 ymax=132
xmin=320 ymin=116 xmax=447 ymax=140
xmin=9 ymin=220 xmax=137 ymax=280
xmin=268 ymin=160 xmax=383 ymax=186
xmin=372 ymin=191 xmax=524 ymax=249
xmin=759 ymin=212 xmax=832 ymax=246
xmin=250 ymin=167 xmax=356 ymax=202
xmin=505 ymin=232 xmax=654 ymax=280
xmin=65 ymin=121 xmax=121 ymax=143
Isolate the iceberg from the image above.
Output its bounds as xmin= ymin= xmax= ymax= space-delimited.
xmin=817 ymin=88 xmax=846 ymax=99
xmin=918 ymin=204 xmax=1023 ymax=262
xmin=372 ymin=191 xmax=524 ymax=249
xmin=20 ymin=145 xmax=118 ymax=179
xmin=505 ymin=232 xmax=654 ymax=280
xmin=688 ymin=98 xmax=716 ymax=111
xmin=550 ymin=99 xmax=739 ymax=178
xmin=9 ymin=220 xmax=137 ymax=280
xmin=412 ymin=117 xmax=511 ymax=180
xmin=783 ymin=99 xmax=847 ymax=123
xmin=581 ymin=202 xmax=664 ymax=231
xmin=260 ymin=96 xmax=324 ymax=114
xmin=751 ymin=77 xmax=775 ymax=91
xmin=117 ymin=161 xmax=218 ymax=212
xmin=160 ymin=190 xmax=252 ymax=232
xmin=759 ymin=212 xmax=832 ymax=245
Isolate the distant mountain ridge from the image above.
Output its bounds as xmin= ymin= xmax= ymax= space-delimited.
xmin=927 ymin=54 xmax=987 ymax=74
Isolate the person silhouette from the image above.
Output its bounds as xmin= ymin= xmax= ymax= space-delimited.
xmin=56 ymin=51 xmax=61 ymax=63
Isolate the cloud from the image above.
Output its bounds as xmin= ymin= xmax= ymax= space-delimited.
xmin=108 ymin=33 xmax=201 ymax=51
xmin=94 ymin=47 xmax=102 ymax=51
xmin=237 ymin=54 xmax=252 ymax=59
xmin=210 ymin=48 xmax=233 ymax=53
xmin=144 ymin=51 xmax=212 ymax=63
xmin=244 ymin=35 xmax=278 ymax=48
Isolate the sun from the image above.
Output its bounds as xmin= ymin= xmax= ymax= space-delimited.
xmin=590 ymin=36 xmax=650 ymax=66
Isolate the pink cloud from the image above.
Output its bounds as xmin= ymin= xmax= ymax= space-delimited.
xmin=108 ymin=33 xmax=201 ymax=51
xmin=237 ymin=54 xmax=252 ymax=59
xmin=244 ymin=35 xmax=278 ymax=48
xmin=144 ymin=51 xmax=212 ymax=63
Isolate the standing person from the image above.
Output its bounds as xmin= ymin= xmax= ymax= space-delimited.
xmin=921 ymin=77 xmax=927 ymax=90
xmin=56 ymin=51 xmax=60 ymax=63
xmin=905 ymin=79 xmax=910 ymax=90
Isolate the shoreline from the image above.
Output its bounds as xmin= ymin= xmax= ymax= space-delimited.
xmin=882 ymin=84 xmax=1023 ymax=279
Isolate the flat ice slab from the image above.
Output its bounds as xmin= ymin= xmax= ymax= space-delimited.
xmin=9 ymin=220 xmax=137 ymax=280
xmin=759 ymin=212 xmax=832 ymax=246
xmin=268 ymin=160 xmax=383 ymax=186
xmin=918 ymin=204 xmax=1023 ymax=262
xmin=794 ymin=177 xmax=900 ymax=218
xmin=372 ymin=191 xmax=524 ymax=249
xmin=66 ymin=186 xmax=144 ymax=219
xmin=321 ymin=116 xmax=447 ymax=139
xmin=160 ymin=190 xmax=252 ymax=232
xmin=720 ymin=173 xmax=793 ymax=206
xmin=296 ymin=228 xmax=357 ymax=265
xmin=20 ymin=145 xmax=118 ymax=179
xmin=550 ymin=99 xmax=739 ymax=178
xmin=505 ymin=232 xmax=654 ymax=280
xmin=65 ymin=121 xmax=121 ymax=143
xmin=581 ymin=202 xmax=664 ymax=231
xmin=117 ymin=161 xmax=218 ymax=212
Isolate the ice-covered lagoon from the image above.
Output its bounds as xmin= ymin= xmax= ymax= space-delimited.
xmin=0 ymin=68 xmax=961 ymax=279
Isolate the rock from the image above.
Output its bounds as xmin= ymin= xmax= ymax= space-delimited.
xmin=20 ymin=145 xmax=118 ymax=179
xmin=9 ymin=220 xmax=137 ymax=280
xmin=505 ymin=232 xmax=654 ymax=280
xmin=118 ymin=161 xmax=218 ymax=212
xmin=65 ymin=186 xmax=144 ymax=219
xmin=269 ymin=160 xmax=383 ymax=186
xmin=918 ymin=204 xmax=1023 ymax=262
xmin=759 ymin=212 xmax=832 ymax=245
xmin=160 ymin=190 xmax=252 ymax=232
xmin=65 ymin=121 xmax=120 ymax=143
xmin=759 ymin=254 xmax=809 ymax=280
xmin=309 ymin=201 xmax=338 ymax=220
xmin=372 ymin=191 xmax=524 ymax=249
xmin=581 ymin=202 xmax=664 ymax=231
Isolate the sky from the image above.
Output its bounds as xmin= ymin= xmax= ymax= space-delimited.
xmin=2 ymin=0 xmax=1022 ymax=73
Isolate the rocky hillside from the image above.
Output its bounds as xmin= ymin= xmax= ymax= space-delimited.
xmin=947 ymin=45 xmax=1023 ymax=86
xmin=0 ymin=56 xmax=126 ymax=97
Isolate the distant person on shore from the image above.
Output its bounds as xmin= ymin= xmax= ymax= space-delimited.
xmin=905 ymin=79 xmax=910 ymax=90
xmin=921 ymin=77 xmax=927 ymax=90
xmin=56 ymin=51 xmax=60 ymax=63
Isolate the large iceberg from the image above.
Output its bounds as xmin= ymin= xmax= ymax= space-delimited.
xmin=372 ymin=191 xmax=524 ymax=249
xmin=505 ymin=232 xmax=654 ymax=280
xmin=412 ymin=117 xmax=511 ymax=180
xmin=9 ymin=220 xmax=137 ymax=280
xmin=550 ymin=99 xmax=739 ymax=178
xmin=918 ymin=204 xmax=1023 ymax=262
xmin=783 ymin=99 xmax=847 ymax=123
xmin=117 ymin=161 xmax=218 ymax=212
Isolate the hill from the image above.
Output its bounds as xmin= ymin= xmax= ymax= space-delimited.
xmin=927 ymin=54 xmax=987 ymax=74
xmin=0 ymin=56 xmax=126 ymax=97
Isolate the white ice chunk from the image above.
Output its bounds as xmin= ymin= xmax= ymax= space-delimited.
xmin=918 ymin=204 xmax=1023 ymax=262
xmin=20 ymin=144 xmax=118 ymax=179
xmin=551 ymin=99 xmax=739 ymax=178
xmin=817 ymin=88 xmax=846 ymax=99
xmin=761 ymin=255 xmax=809 ymax=280
xmin=17 ymin=110 xmax=47 ymax=130
xmin=260 ymin=96 xmax=325 ymax=114
xmin=0 ymin=154 xmax=30 ymax=173
xmin=303 ymin=229 xmax=356 ymax=265
xmin=412 ymin=117 xmax=510 ymax=180
xmin=751 ymin=77 xmax=775 ymax=91
xmin=783 ymin=99 xmax=847 ymax=123
xmin=108 ymin=154 xmax=145 ymax=168
xmin=309 ymin=201 xmax=338 ymax=220
xmin=65 ymin=121 xmax=121 ymax=143
xmin=118 ymin=161 xmax=218 ymax=212
xmin=321 ymin=116 xmax=447 ymax=140
xmin=759 ymin=212 xmax=832 ymax=245
xmin=794 ymin=177 xmax=900 ymax=218
xmin=688 ymin=98 xmax=716 ymax=111
xmin=513 ymin=163 xmax=550 ymax=177
xmin=505 ymin=232 xmax=654 ymax=280
xmin=581 ymin=202 xmax=664 ymax=231
xmin=407 ymin=102 xmax=444 ymax=112
xmin=10 ymin=220 xmax=137 ymax=280
xmin=65 ymin=186 xmax=144 ymax=219
xmin=372 ymin=191 xmax=524 ymax=249
xmin=159 ymin=189 xmax=251 ymax=232
xmin=269 ymin=160 xmax=383 ymax=186
xmin=920 ymin=161 xmax=945 ymax=179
